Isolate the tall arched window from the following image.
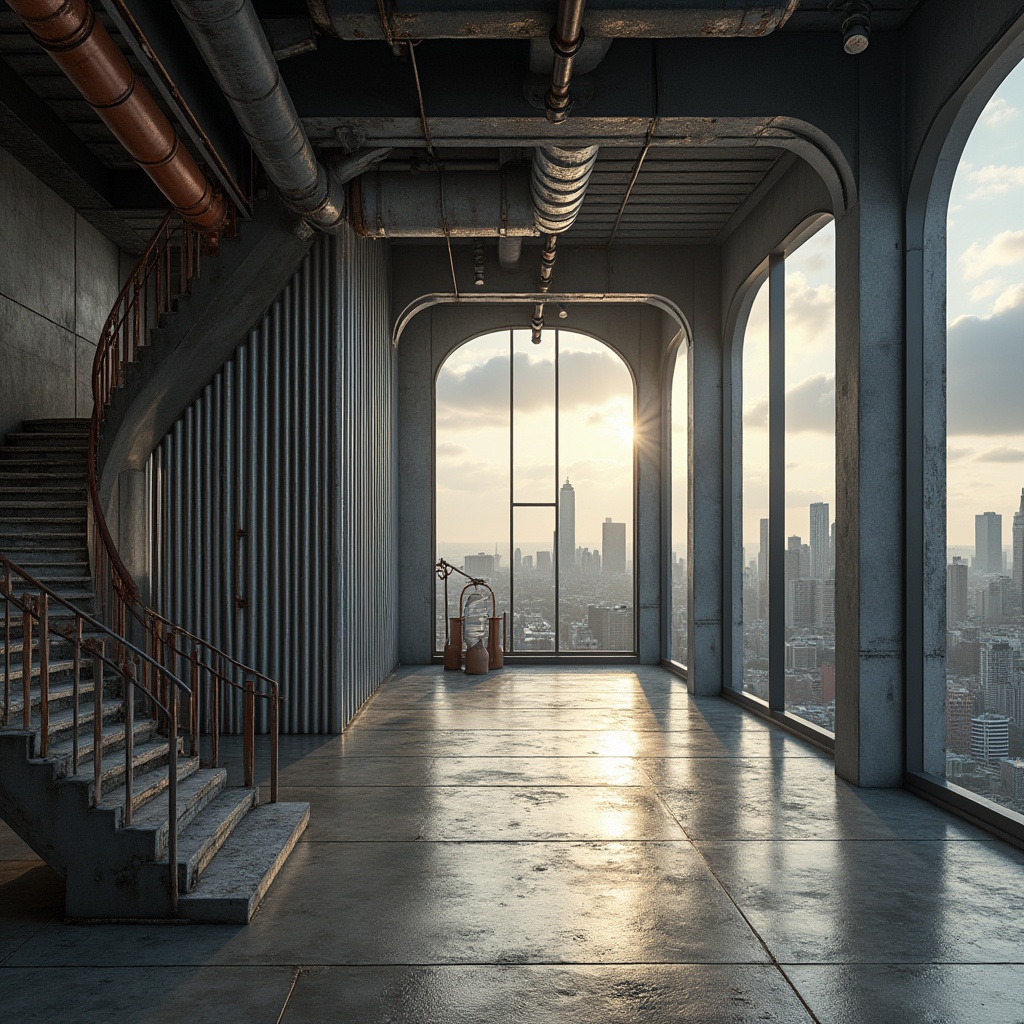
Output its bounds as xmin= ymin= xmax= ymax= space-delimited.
xmin=734 ymin=221 xmax=836 ymax=737
xmin=668 ymin=342 xmax=688 ymax=667
xmin=943 ymin=62 xmax=1024 ymax=800
xmin=435 ymin=329 xmax=636 ymax=655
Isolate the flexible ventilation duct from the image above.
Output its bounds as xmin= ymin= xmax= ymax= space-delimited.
xmin=531 ymin=144 xmax=600 ymax=234
xmin=6 ymin=0 xmax=226 ymax=232
xmin=349 ymin=167 xmax=538 ymax=239
xmin=171 ymin=0 xmax=344 ymax=231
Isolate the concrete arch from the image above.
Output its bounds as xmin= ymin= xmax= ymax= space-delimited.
xmin=904 ymin=11 xmax=1024 ymax=777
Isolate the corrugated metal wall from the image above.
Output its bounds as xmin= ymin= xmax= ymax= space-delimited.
xmin=148 ymin=226 xmax=396 ymax=733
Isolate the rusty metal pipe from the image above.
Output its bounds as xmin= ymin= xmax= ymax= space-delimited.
xmin=546 ymin=0 xmax=587 ymax=124
xmin=5 ymin=0 xmax=226 ymax=232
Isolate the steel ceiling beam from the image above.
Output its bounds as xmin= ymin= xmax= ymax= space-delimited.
xmin=308 ymin=0 xmax=800 ymax=39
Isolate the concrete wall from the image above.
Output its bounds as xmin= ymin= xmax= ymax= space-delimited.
xmin=0 ymin=146 xmax=122 ymax=437
xmin=393 ymin=243 xmax=725 ymax=696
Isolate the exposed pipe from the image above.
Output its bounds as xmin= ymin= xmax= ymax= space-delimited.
xmin=531 ymin=0 xmax=597 ymax=342
xmin=546 ymin=0 xmax=587 ymax=124
xmin=349 ymin=167 xmax=539 ymax=239
xmin=498 ymin=237 xmax=523 ymax=271
xmin=5 ymin=0 xmax=226 ymax=233
xmin=171 ymin=0 xmax=344 ymax=232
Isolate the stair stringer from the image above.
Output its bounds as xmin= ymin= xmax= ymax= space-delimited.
xmin=98 ymin=196 xmax=315 ymax=496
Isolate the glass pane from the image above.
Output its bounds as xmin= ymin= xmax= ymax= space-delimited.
xmin=556 ymin=331 xmax=635 ymax=652
xmin=512 ymin=328 xmax=556 ymax=504
xmin=670 ymin=344 xmax=688 ymax=664
xmin=944 ymin=61 xmax=1024 ymax=801
xmin=740 ymin=278 xmax=770 ymax=699
xmin=512 ymin=506 xmax=556 ymax=652
xmin=783 ymin=222 xmax=836 ymax=733
xmin=435 ymin=331 xmax=511 ymax=652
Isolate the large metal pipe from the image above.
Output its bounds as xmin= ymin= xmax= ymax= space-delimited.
xmin=531 ymin=144 xmax=600 ymax=235
xmin=5 ymin=0 xmax=226 ymax=232
xmin=350 ymin=167 xmax=539 ymax=239
xmin=546 ymin=0 xmax=587 ymax=124
xmin=171 ymin=0 xmax=344 ymax=232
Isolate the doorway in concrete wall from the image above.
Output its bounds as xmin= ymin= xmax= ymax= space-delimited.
xmin=434 ymin=328 xmax=636 ymax=655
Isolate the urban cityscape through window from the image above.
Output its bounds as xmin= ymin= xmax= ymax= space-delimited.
xmin=435 ymin=329 xmax=635 ymax=654
xmin=943 ymin=60 xmax=1024 ymax=811
xmin=738 ymin=222 xmax=837 ymax=735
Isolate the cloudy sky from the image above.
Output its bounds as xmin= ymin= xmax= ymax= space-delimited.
xmin=741 ymin=223 xmax=837 ymax=552
xmin=946 ymin=62 xmax=1024 ymax=549
xmin=439 ymin=62 xmax=1024 ymax=564
xmin=436 ymin=329 xmax=634 ymax=559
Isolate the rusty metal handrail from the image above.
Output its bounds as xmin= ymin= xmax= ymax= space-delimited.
xmin=87 ymin=208 xmax=280 ymax=802
xmin=0 ymin=552 xmax=186 ymax=912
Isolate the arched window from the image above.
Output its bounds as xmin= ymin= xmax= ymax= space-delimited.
xmin=734 ymin=221 xmax=836 ymax=736
xmin=435 ymin=329 xmax=636 ymax=655
xmin=943 ymin=62 xmax=1024 ymax=797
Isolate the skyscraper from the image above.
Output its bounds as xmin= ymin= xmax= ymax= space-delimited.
xmin=558 ymin=478 xmax=575 ymax=576
xmin=975 ymin=511 xmax=1002 ymax=575
xmin=810 ymin=502 xmax=830 ymax=580
xmin=946 ymin=557 xmax=968 ymax=628
xmin=758 ymin=518 xmax=769 ymax=619
xmin=602 ymin=517 xmax=626 ymax=575
xmin=971 ymin=713 xmax=1010 ymax=766
xmin=1013 ymin=489 xmax=1024 ymax=613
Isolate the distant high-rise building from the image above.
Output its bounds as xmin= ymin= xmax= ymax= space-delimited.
xmin=945 ymin=687 xmax=975 ymax=755
xmin=785 ymin=536 xmax=802 ymax=585
xmin=975 ymin=511 xmax=1002 ymax=575
xmin=522 ymin=554 xmax=534 ymax=569
xmin=946 ymin=558 xmax=968 ymax=628
xmin=558 ymin=478 xmax=576 ymax=576
xmin=602 ymin=518 xmax=626 ymax=575
xmin=810 ymin=502 xmax=830 ymax=580
xmin=464 ymin=552 xmax=494 ymax=578
xmin=1000 ymin=758 xmax=1024 ymax=802
xmin=982 ymin=642 xmax=1019 ymax=713
xmin=514 ymin=547 xmax=522 ymax=569
xmin=587 ymin=604 xmax=633 ymax=651
xmin=536 ymin=550 xmax=552 ymax=574
xmin=971 ymin=713 xmax=1010 ymax=766
xmin=758 ymin=518 xmax=769 ymax=619
xmin=1013 ymin=489 xmax=1024 ymax=612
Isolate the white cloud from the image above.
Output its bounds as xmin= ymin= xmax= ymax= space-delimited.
xmin=981 ymin=97 xmax=1019 ymax=126
xmin=959 ymin=229 xmax=1024 ymax=280
xmin=968 ymin=278 xmax=1006 ymax=303
xmin=946 ymin=446 xmax=974 ymax=462
xmin=782 ymin=271 xmax=836 ymax=354
xmin=743 ymin=374 xmax=835 ymax=435
xmin=948 ymin=285 xmax=1024 ymax=435
xmin=975 ymin=446 xmax=1024 ymax=463
xmin=966 ymin=164 xmax=1024 ymax=199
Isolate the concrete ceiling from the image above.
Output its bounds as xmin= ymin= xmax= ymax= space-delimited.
xmin=0 ymin=0 xmax=922 ymax=253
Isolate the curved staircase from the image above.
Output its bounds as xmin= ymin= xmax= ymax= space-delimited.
xmin=0 ymin=221 xmax=310 ymax=926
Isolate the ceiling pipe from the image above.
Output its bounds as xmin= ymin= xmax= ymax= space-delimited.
xmin=5 ymin=0 xmax=227 ymax=233
xmin=171 ymin=0 xmax=344 ymax=232
xmin=530 ymin=0 xmax=598 ymax=342
xmin=349 ymin=166 xmax=539 ymax=239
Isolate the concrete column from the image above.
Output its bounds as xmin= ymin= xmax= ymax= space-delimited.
xmin=116 ymin=468 xmax=151 ymax=605
xmin=397 ymin=312 xmax=435 ymax=663
xmin=637 ymin=304 xmax=664 ymax=663
xmin=689 ymin=248 xmax=724 ymax=695
xmin=834 ymin=39 xmax=905 ymax=787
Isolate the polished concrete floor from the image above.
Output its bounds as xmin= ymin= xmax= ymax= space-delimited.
xmin=3 ymin=665 xmax=1024 ymax=1022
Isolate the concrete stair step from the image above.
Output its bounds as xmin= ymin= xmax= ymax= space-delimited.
xmin=175 ymin=787 xmax=258 ymax=892
xmin=22 ymin=419 xmax=91 ymax=433
xmin=101 ymin=754 xmax=201 ymax=827
xmin=32 ymin=696 xmax=124 ymax=749
xmin=5 ymin=433 xmax=89 ymax=448
xmin=66 ymin=737 xmax=178 ymax=801
xmin=126 ymin=767 xmax=228 ymax=859
xmin=0 ymin=452 xmax=87 ymax=465
xmin=0 ymin=470 xmax=87 ymax=483
xmin=7 ymin=578 xmax=91 ymax=594
xmin=47 ymin=716 xmax=157 ymax=779
xmin=178 ymin=801 xmax=309 ymax=924
xmin=0 ymin=520 xmax=87 ymax=534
